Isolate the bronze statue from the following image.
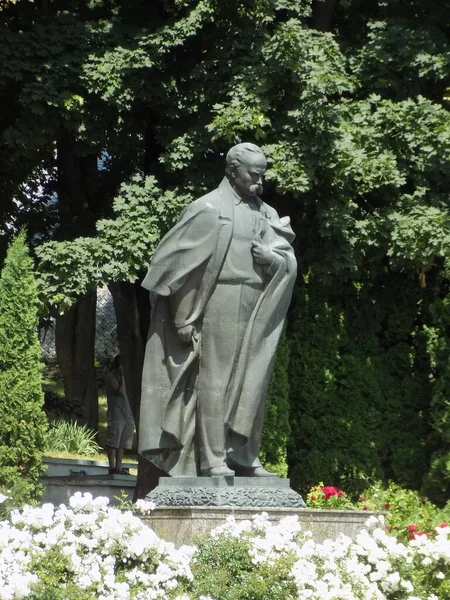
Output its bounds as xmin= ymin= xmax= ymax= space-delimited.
xmin=139 ymin=143 xmax=297 ymax=477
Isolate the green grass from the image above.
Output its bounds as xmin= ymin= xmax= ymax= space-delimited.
xmin=45 ymin=450 xmax=111 ymax=461
xmin=44 ymin=450 xmax=138 ymax=475
xmin=46 ymin=420 xmax=102 ymax=456
xmin=43 ymin=378 xmax=65 ymax=396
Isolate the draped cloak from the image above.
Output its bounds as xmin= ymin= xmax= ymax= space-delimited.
xmin=139 ymin=177 xmax=297 ymax=475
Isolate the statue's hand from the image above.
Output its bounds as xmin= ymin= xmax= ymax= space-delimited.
xmin=251 ymin=241 xmax=276 ymax=266
xmin=177 ymin=324 xmax=195 ymax=344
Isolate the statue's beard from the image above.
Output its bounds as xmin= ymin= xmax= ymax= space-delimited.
xmin=249 ymin=183 xmax=263 ymax=195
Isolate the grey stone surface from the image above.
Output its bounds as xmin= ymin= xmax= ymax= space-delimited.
xmin=41 ymin=474 xmax=136 ymax=506
xmin=159 ymin=475 xmax=290 ymax=488
xmin=142 ymin=507 xmax=379 ymax=547
xmin=43 ymin=456 xmax=136 ymax=477
xmin=146 ymin=477 xmax=305 ymax=508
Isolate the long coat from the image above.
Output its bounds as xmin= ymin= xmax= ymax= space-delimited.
xmin=138 ymin=177 xmax=297 ymax=475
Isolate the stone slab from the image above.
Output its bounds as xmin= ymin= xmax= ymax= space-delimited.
xmin=43 ymin=456 xmax=136 ymax=477
xmin=147 ymin=476 xmax=305 ymax=508
xmin=41 ymin=475 xmax=136 ymax=507
xmin=158 ymin=475 xmax=290 ymax=489
xmin=143 ymin=506 xmax=379 ymax=547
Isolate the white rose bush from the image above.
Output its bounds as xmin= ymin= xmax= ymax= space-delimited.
xmin=0 ymin=493 xmax=449 ymax=600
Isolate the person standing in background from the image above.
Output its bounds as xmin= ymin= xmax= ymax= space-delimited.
xmin=105 ymin=355 xmax=135 ymax=475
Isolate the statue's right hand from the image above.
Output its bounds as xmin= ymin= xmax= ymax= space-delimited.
xmin=177 ymin=324 xmax=195 ymax=344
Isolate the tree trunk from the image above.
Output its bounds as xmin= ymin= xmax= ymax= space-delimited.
xmin=57 ymin=133 xmax=91 ymax=237
xmin=55 ymin=289 xmax=98 ymax=430
xmin=108 ymin=281 xmax=160 ymax=499
xmin=312 ymin=0 xmax=339 ymax=31
xmin=134 ymin=456 xmax=165 ymax=500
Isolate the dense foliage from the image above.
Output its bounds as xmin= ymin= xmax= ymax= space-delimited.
xmin=260 ymin=330 xmax=291 ymax=477
xmin=0 ymin=0 xmax=449 ymax=497
xmin=0 ymin=232 xmax=48 ymax=510
xmin=45 ymin=420 xmax=101 ymax=456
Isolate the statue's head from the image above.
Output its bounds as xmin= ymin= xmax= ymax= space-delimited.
xmin=225 ymin=143 xmax=267 ymax=198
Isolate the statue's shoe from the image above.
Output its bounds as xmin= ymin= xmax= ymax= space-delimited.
xmin=249 ymin=466 xmax=279 ymax=477
xmin=239 ymin=465 xmax=279 ymax=477
xmin=226 ymin=459 xmax=278 ymax=478
xmin=202 ymin=465 xmax=235 ymax=477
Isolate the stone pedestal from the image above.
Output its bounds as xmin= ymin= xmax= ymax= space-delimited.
xmin=143 ymin=476 xmax=377 ymax=547
xmin=41 ymin=473 xmax=136 ymax=506
xmin=143 ymin=506 xmax=378 ymax=547
xmin=146 ymin=475 xmax=305 ymax=508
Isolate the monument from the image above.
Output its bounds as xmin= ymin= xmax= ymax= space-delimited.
xmin=139 ymin=143 xmax=304 ymax=508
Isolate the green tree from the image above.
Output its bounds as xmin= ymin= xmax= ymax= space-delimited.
xmin=0 ymin=231 xmax=48 ymax=506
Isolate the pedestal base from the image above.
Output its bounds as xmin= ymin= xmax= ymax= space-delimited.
xmin=146 ymin=475 xmax=306 ymax=508
xmin=142 ymin=506 xmax=378 ymax=547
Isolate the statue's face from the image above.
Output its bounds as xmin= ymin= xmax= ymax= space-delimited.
xmin=231 ymin=153 xmax=267 ymax=198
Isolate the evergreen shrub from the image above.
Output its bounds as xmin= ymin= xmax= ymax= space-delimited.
xmin=0 ymin=231 xmax=48 ymax=509
xmin=288 ymin=270 xmax=433 ymax=498
xmin=260 ymin=330 xmax=291 ymax=477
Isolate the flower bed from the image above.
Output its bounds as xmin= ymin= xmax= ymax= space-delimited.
xmin=307 ymin=481 xmax=450 ymax=545
xmin=0 ymin=492 xmax=449 ymax=600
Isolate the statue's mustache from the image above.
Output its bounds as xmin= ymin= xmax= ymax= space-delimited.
xmin=249 ymin=183 xmax=263 ymax=194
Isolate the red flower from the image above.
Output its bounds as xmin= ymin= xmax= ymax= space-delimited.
xmin=337 ymin=490 xmax=343 ymax=498
xmin=385 ymin=525 xmax=391 ymax=531
xmin=363 ymin=505 xmax=368 ymax=511
xmin=360 ymin=495 xmax=366 ymax=502
xmin=439 ymin=523 xmax=448 ymax=528
xmin=310 ymin=495 xmax=316 ymax=501
xmin=321 ymin=486 xmax=342 ymax=500
xmin=384 ymin=502 xmax=391 ymax=510
xmin=408 ymin=525 xmax=417 ymax=533
xmin=416 ymin=531 xmax=427 ymax=537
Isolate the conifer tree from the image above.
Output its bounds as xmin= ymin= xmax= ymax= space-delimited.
xmin=0 ymin=231 xmax=48 ymax=505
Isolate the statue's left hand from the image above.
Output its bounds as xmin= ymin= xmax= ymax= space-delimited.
xmin=251 ymin=241 xmax=276 ymax=266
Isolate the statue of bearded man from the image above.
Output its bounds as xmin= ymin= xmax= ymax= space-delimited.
xmin=139 ymin=143 xmax=297 ymax=477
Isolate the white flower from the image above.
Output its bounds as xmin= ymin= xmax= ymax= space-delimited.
xmin=380 ymin=570 xmax=400 ymax=592
xmin=1 ymin=493 xmax=450 ymax=600
xmin=135 ymin=499 xmax=156 ymax=514
xmin=402 ymin=580 xmax=414 ymax=592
